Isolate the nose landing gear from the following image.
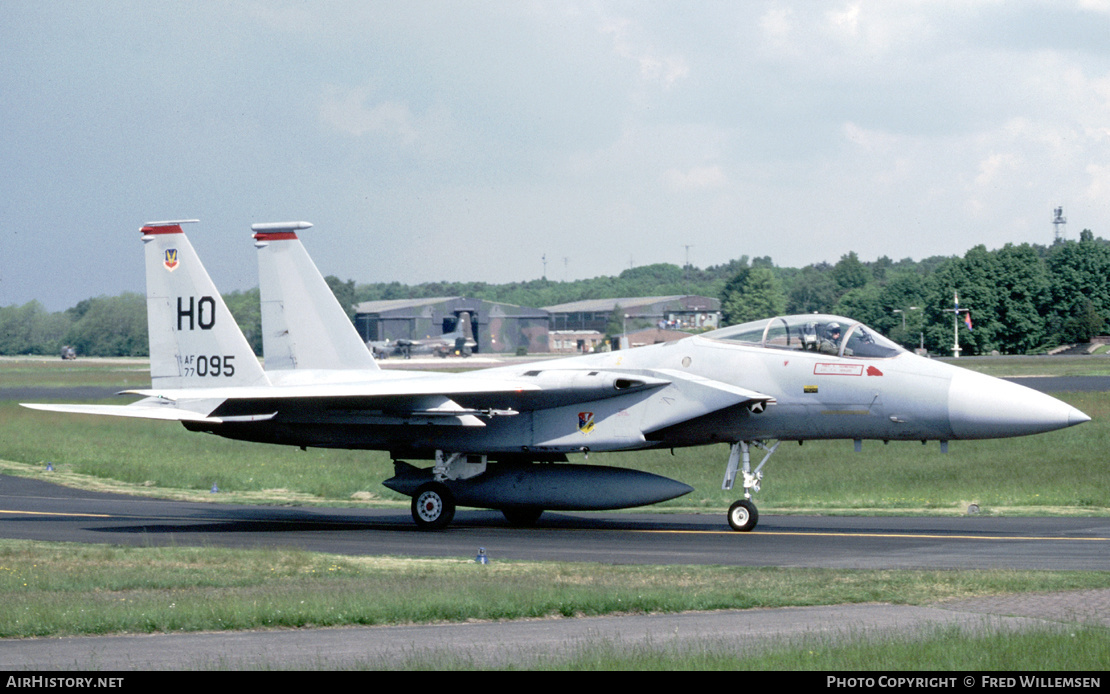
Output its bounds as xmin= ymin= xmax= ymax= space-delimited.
xmin=727 ymin=499 xmax=758 ymax=532
xmin=722 ymin=440 xmax=779 ymax=532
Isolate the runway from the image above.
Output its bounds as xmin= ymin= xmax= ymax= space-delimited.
xmin=3 ymin=371 xmax=1106 ymax=669
xmin=2 ymin=474 xmax=1109 ymax=669
xmin=2 ymin=475 xmax=1107 ymax=571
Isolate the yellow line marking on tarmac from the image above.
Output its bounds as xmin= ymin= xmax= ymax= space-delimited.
xmin=0 ymin=509 xmax=112 ymax=519
xmin=0 ymin=509 xmax=347 ymax=525
xmin=639 ymin=529 xmax=1107 ymax=541
xmin=3 ymin=508 xmax=1105 ymax=542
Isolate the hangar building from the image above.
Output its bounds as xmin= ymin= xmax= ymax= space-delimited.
xmin=354 ymin=297 xmax=550 ymax=354
xmin=544 ymin=295 xmax=721 ymax=334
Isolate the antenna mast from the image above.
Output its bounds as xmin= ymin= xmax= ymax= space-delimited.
xmin=1053 ymin=207 xmax=1067 ymax=242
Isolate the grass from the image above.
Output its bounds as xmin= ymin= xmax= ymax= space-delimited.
xmin=2 ymin=389 xmax=1106 ymax=516
xmin=0 ymin=400 xmax=394 ymax=505
xmin=518 ymin=627 xmax=1110 ymax=671
xmin=0 ymin=356 xmax=150 ymax=389
xmin=941 ymin=354 xmax=1110 ymax=377
xmin=2 ymin=539 xmax=1109 ymax=639
xmin=2 ymin=357 xmax=1109 ymax=669
xmin=381 ymin=627 xmax=1110 ymax=671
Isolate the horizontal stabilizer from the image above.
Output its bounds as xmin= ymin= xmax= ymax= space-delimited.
xmin=123 ymin=374 xmax=543 ymax=403
xmin=20 ymin=401 xmax=276 ymax=424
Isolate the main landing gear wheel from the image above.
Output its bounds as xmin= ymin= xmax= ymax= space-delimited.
xmin=412 ymin=482 xmax=456 ymax=530
xmin=727 ymin=499 xmax=758 ymax=532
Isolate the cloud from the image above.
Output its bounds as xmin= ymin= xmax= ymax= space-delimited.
xmin=758 ymin=1 xmax=937 ymax=67
xmin=319 ymin=85 xmax=419 ymax=142
xmin=596 ymin=11 xmax=689 ymax=88
xmin=665 ymin=165 xmax=728 ymax=191
xmin=842 ymin=121 xmax=900 ymax=152
xmin=1083 ymin=163 xmax=1110 ymax=202
xmin=974 ymin=151 xmax=1023 ymax=188
xmin=6 ymin=1 xmax=1110 ymax=310
xmin=317 ymin=84 xmax=457 ymax=162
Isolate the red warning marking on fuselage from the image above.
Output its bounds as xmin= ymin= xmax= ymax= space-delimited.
xmin=814 ymin=363 xmax=863 ymax=376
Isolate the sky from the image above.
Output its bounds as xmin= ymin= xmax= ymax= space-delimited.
xmin=3 ymin=1 xmax=1110 ymax=311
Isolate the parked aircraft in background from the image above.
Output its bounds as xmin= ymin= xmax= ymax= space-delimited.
xmin=24 ymin=221 xmax=1090 ymax=531
xmin=385 ymin=313 xmax=477 ymax=359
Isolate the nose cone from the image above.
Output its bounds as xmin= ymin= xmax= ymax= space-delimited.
xmin=948 ymin=369 xmax=1090 ymax=439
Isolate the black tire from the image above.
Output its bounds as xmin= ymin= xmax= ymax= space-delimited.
xmin=501 ymin=507 xmax=543 ymax=527
xmin=727 ymin=499 xmax=758 ymax=532
xmin=411 ymin=483 xmax=456 ymax=530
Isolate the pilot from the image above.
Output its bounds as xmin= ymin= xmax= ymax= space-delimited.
xmin=818 ymin=322 xmax=842 ymax=355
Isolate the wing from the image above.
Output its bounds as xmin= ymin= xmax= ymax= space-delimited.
xmin=20 ymin=399 xmax=275 ymax=424
xmin=25 ymin=363 xmax=775 ymax=436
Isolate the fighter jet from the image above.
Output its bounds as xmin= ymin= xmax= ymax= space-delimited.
xmin=381 ymin=309 xmax=477 ymax=359
xmin=24 ymin=220 xmax=1091 ymax=532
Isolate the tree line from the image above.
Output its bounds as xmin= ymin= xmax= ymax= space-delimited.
xmin=722 ymin=231 xmax=1110 ymax=354
xmin=3 ymin=233 xmax=1108 ymax=357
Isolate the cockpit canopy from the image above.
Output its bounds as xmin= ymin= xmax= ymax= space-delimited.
xmin=703 ymin=314 xmax=905 ymax=359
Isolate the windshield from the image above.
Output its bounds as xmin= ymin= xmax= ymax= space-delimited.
xmin=703 ymin=314 xmax=904 ymax=359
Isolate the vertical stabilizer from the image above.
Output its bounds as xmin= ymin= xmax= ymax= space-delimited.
xmin=253 ymin=222 xmax=379 ymax=371
xmin=141 ymin=221 xmax=269 ymax=389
